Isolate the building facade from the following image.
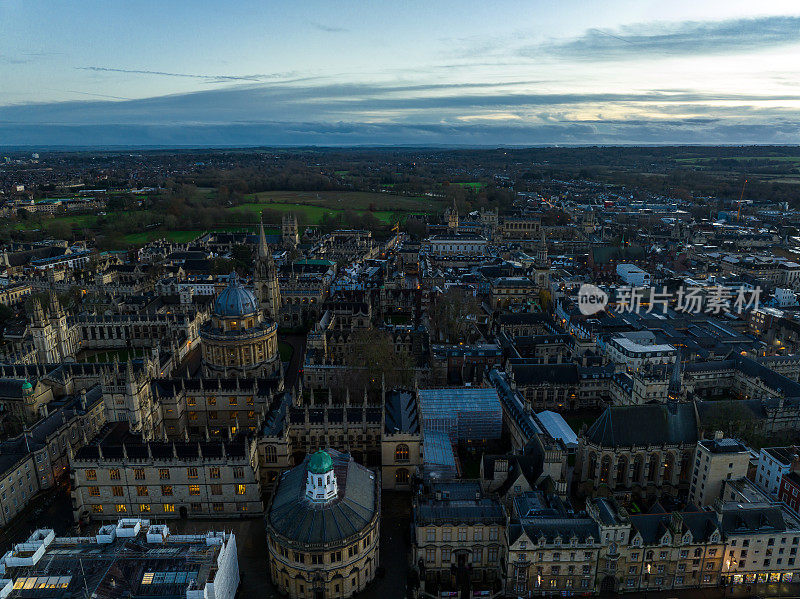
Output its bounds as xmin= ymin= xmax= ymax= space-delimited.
xmin=266 ymin=449 xmax=380 ymax=599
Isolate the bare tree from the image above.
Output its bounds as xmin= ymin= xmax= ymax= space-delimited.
xmin=343 ymin=328 xmax=414 ymax=395
xmin=428 ymin=287 xmax=482 ymax=343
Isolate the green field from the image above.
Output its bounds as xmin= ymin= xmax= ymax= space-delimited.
xmin=248 ymin=190 xmax=439 ymax=212
xmin=450 ymin=181 xmax=487 ymax=190
xmin=278 ymin=341 xmax=293 ymax=362
xmin=76 ymin=348 xmax=145 ymax=362
xmin=236 ymin=190 xmax=441 ymax=225
xmin=676 ymin=156 xmax=800 ymax=164
xmin=123 ymin=230 xmax=205 ymax=244
xmin=233 ymin=201 xmax=398 ymax=224
xmin=6 ymin=190 xmax=440 ymax=245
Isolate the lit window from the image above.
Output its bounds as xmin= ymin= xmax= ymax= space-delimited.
xmin=163 ymin=503 xmax=175 ymax=513
xmin=237 ymin=484 xmax=246 ymax=495
xmin=139 ymin=504 xmax=151 ymax=513
xmin=115 ymin=504 xmax=127 ymax=513
xmin=189 ymin=485 xmax=200 ymax=495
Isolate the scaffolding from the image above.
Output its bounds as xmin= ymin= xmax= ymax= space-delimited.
xmin=421 ymin=429 xmax=457 ymax=481
xmin=418 ymin=388 xmax=502 ymax=442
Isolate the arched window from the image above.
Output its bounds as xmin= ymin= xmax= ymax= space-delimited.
xmin=663 ymin=453 xmax=675 ymax=483
xmin=395 ymin=444 xmax=410 ymax=462
xmin=587 ymin=452 xmax=597 ymax=480
xmin=396 ymin=468 xmax=410 ymax=485
xmin=632 ymin=456 xmax=643 ymax=483
xmin=615 ymin=456 xmax=628 ymax=486
xmin=647 ymin=453 xmax=660 ymax=483
xmin=264 ymin=445 xmax=277 ymax=464
xmin=600 ymin=456 xmax=611 ymax=484
xmin=679 ymin=453 xmax=692 ymax=482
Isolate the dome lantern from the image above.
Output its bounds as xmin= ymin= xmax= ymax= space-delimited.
xmin=305 ymin=450 xmax=337 ymax=502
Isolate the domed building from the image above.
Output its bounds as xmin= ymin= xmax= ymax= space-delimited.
xmin=200 ymin=272 xmax=279 ymax=377
xmin=267 ymin=449 xmax=380 ymax=599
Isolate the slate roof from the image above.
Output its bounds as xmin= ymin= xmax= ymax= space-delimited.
xmin=509 ymin=518 xmax=599 ymax=545
xmin=719 ymin=504 xmax=787 ymax=535
xmin=0 ymin=378 xmax=31 ymax=399
xmin=415 ymin=481 xmax=505 ymax=526
xmin=510 ymin=363 xmax=579 ymax=386
xmin=585 ymin=403 xmax=698 ymax=448
xmin=384 ymin=390 xmax=419 ymax=435
xmin=268 ymin=449 xmax=377 ymax=545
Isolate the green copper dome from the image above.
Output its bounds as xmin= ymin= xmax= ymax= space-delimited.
xmin=308 ymin=450 xmax=333 ymax=474
xmin=21 ymin=380 xmax=32 ymax=391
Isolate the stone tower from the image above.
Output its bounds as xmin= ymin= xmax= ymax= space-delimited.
xmin=254 ymin=220 xmax=281 ymax=321
xmin=535 ymin=229 xmax=548 ymax=266
xmin=282 ymin=213 xmax=299 ymax=248
xmin=48 ymin=291 xmax=76 ymax=361
xmin=30 ymin=297 xmax=59 ymax=362
xmin=447 ymin=198 xmax=459 ymax=232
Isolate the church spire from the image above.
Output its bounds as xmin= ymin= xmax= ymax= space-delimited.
xmin=258 ymin=218 xmax=270 ymax=260
xmin=32 ymin=298 xmax=46 ymax=326
xmin=254 ymin=217 xmax=281 ymax=321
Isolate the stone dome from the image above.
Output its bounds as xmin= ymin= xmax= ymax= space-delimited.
xmin=308 ymin=450 xmax=333 ymax=474
xmin=213 ymin=273 xmax=258 ymax=317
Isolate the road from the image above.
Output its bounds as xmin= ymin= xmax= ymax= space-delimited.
xmin=167 ymin=490 xmax=411 ymax=598
xmin=0 ymin=486 xmax=76 ymax=553
xmin=280 ymin=332 xmax=307 ymax=392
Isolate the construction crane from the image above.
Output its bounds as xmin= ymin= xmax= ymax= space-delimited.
xmin=736 ymin=179 xmax=748 ymax=222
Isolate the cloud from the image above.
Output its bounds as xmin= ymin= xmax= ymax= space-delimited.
xmin=1 ymin=119 xmax=799 ymax=147
xmin=309 ymin=21 xmax=348 ymax=33
xmin=0 ymin=51 xmax=61 ymax=65
xmin=0 ymin=54 xmax=33 ymax=65
xmin=1 ymin=77 xmax=799 ymax=146
xmin=527 ymin=16 xmax=800 ymax=61
xmin=76 ymin=66 xmax=297 ymax=83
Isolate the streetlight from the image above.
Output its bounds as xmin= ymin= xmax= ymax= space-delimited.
xmin=724 ymin=556 xmax=737 ymax=598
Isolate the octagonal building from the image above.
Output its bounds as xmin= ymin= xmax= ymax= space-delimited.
xmin=266 ymin=449 xmax=381 ymax=598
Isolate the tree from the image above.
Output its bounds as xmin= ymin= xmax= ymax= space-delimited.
xmin=404 ymin=217 xmax=428 ymax=239
xmin=0 ymin=303 xmax=13 ymax=329
xmin=342 ymin=328 xmax=414 ymax=395
xmin=230 ymin=244 xmax=254 ymax=272
xmin=428 ymin=287 xmax=482 ymax=343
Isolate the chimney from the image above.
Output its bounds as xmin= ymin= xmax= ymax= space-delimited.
xmin=792 ymin=453 xmax=800 ymax=474
xmin=714 ymin=430 xmax=724 ymax=441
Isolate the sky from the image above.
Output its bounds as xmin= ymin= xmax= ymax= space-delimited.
xmin=1 ymin=0 xmax=800 ymax=146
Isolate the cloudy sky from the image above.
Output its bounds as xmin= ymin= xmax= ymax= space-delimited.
xmin=1 ymin=0 xmax=800 ymax=146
